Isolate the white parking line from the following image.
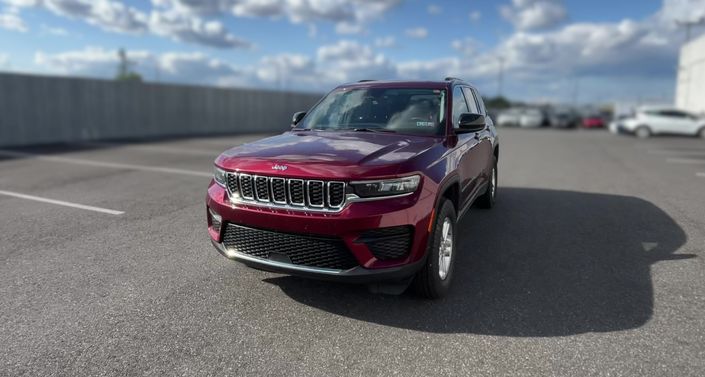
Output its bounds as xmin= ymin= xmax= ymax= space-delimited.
xmin=697 ymin=173 xmax=705 ymax=178
xmin=0 ymin=190 xmax=124 ymax=215
xmin=0 ymin=149 xmax=211 ymax=177
xmin=666 ymin=158 xmax=705 ymax=165
xmin=648 ymin=150 xmax=705 ymax=156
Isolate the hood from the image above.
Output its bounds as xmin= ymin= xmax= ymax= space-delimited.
xmin=215 ymin=131 xmax=442 ymax=178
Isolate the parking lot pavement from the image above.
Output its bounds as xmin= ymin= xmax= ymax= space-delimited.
xmin=1 ymin=129 xmax=704 ymax=376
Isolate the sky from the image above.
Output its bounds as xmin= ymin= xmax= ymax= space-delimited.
xmin=1 ymin=0 xmax=704 ymax=104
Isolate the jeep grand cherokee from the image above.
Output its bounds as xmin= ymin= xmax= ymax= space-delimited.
xmin=206 ymin=78 xmax=499 ymax=298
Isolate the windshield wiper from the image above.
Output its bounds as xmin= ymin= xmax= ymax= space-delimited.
xmin=349 ymin=127 xmax=396 ymax=133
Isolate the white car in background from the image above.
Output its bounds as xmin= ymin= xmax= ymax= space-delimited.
xmin=622 ymin=106 xmax=705 ymax=138
xmin=496 ymin=108 xmax=523 ymax=127
xmin=519 ymin=108 xmax=545 ymax=128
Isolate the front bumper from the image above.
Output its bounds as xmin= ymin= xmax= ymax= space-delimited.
xmin=211 ymin=239 xmax=425 ymax=283
xmin=206 ymin=179 xmax=436 ymax=282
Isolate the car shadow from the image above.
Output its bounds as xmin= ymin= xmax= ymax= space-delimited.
xmin=263 ymin=188 xmax=694 ymax=336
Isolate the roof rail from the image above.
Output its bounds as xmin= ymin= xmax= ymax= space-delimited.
xmin=357 ymin=79 xmax=376 ymax=82
xmin=444 ymin=76 xmax=463 ymax=82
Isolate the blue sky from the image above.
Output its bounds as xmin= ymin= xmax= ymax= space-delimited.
xmin=1 ymin=0 xmax=703 ymax=104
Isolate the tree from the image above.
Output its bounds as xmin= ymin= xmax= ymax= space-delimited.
xmin=115 ymin=48 xmax=142 ymax=82
xmin=483 ymin=96 xmax=512 ymax=110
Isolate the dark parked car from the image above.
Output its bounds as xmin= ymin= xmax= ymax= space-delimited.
xmin=206 ymin=78 xmax=499 ymax=298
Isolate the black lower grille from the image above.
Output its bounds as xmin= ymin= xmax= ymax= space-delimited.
xmin=358 ymin=226 xmax=413 ymax=261
xmin=222 ymin=223 xmax=359 ymax=270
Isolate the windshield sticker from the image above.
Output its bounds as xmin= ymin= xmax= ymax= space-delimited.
xmin=416 ymin=121 xmax=435 ymax=127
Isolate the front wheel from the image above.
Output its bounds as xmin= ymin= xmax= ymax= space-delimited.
xmin=698 ymin=127 xmax=705 ymax=139
xmin=413 ymin=199 xmax=457 ymax=299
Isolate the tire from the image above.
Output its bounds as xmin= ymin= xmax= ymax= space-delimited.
xmin=698 ymin=127 xmax=705 ymax=139
xmin=476 ymin=158 xmax=497 ymax=209
xmin=413 ymin=199 xmax=457 ymax=299
xmin=635 ymin=126 xmax=651 ymax=139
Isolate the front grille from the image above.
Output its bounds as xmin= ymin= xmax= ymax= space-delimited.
xmin=226 ymin=172 xmax=346 ymax=211
xmin=358 ymin=226 xmax=413 ymax=261
xmin=255 ymin=176 xmax=269 ymax=202
xmin=226 ymin=174 xmax=239 ymax=195
xmin=239 ymin=175 xmax=254 ymax=199
xmin=222 ymin=223 xmax=358 ymax=270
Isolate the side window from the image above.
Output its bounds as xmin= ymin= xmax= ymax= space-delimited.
xmin=461 ymin=87 xmax=480 ymax=114
xmin=472 ymin=88 xmax=486 ymax=115
xmin=452 ymin=86 xmax=470 ymax=128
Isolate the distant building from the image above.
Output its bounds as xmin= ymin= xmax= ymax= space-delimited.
xmin=676 ymin=33 xmax=705 ymax=115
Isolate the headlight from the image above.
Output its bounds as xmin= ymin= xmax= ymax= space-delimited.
xmin=213 ymin=166 xmax=227 ymax=187
xmin=350 ymin=175 xmax=421 ymax=198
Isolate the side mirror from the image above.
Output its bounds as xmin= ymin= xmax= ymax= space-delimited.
xmin=458 ymin=113 xmax=486 ymax=132
xmin=291 ymin=111 xmax=306 ymax=128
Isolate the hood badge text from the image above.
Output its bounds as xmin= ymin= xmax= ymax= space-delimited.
xmin=272 ymin=164 xmax=288 ymax=171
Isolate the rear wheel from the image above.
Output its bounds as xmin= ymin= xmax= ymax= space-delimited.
xmin=476 ymin=159 xmax=497 ymax=209
xmin=413 ymin=199 xmax=456 ymax=299
xmin=635 ymin=126 xmax=651 ymax=139
xmin=698 ymin=127 xmax=705 ymax=139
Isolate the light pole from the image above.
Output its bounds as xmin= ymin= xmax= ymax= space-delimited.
xmin=497 ymin=56 xmax=505 ymax=98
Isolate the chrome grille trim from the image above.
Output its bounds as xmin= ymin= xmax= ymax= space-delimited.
xmin=225 ymin=173 xmax=347 ymax=212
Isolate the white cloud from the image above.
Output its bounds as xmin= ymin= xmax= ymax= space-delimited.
xmin=149 ymin=9 xmax=251 ymax=48
xmin=451 ymin=38 xmax=478 ymax=56
xmin=500 ymin=0 xmax=567 ymax=31
xmin=6 ymin=0 xmax=252 ymax=49
xmin=335 ymin=21 xmax=364 ymax=35
xmin=0 ymin=6 xmax=27 ymax=32
xmin=469 ymin=10 xmax=481 ymax=23
xmin=374 ymin=35 xmax=396 ymax=48
xmin=33 ymin=46 xmax=245 ymax=85
xmin=405 ymin=27 xmax=427 ymax=39
xmin=26 ymin=0 xmax=705 ymax=101
xmin=427 ymin=4 xmax=441 ymax=15
xmin=0 ymin=53 xmax=8 ymax=66
xmin=40 ymin=23 xmax=69 ymax=35
xmin=154 ymin=0 xmax=401 ymax=35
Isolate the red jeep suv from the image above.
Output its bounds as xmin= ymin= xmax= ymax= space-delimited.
xmin=206 ymin=78 xmax=499 ymax=298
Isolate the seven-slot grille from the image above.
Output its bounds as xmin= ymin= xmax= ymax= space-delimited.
xmin=225 ymin=172 xmax=346 ymax=210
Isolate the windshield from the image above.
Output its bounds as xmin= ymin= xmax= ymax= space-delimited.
xmin=299 ymin=88 xmax=446 ymax=135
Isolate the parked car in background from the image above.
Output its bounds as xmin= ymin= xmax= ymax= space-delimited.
xmin=496 ymin=108 xmax=523 ymax=127
xmin=621 ymin=106 xmax=705 ymax=138
xmin=549 ymin=108 xmax=580 ymax=128
xmin=519 ymin=108 xmax=546 ymax=128
xmin=609 ymin=115 xmax=631 ymax=134
xmin=582 ymin=114 xmax=606 ymax=129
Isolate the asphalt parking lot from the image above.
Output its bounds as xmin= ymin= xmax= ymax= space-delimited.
xmin=1 ymin=128 xmax=704 ymax=376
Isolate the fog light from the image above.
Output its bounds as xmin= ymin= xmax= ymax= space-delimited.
xmin=209 ymin=207 xmax=222 ymax=234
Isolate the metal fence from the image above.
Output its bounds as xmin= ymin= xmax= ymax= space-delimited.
xmin=0 ymin=72 xmax=323 ymax=147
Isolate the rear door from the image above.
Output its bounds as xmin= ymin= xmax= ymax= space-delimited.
xmin=451 ymin=86 xmax=482 ymax=209
xmin=463 ymin=87 xmax=493 ymax=182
